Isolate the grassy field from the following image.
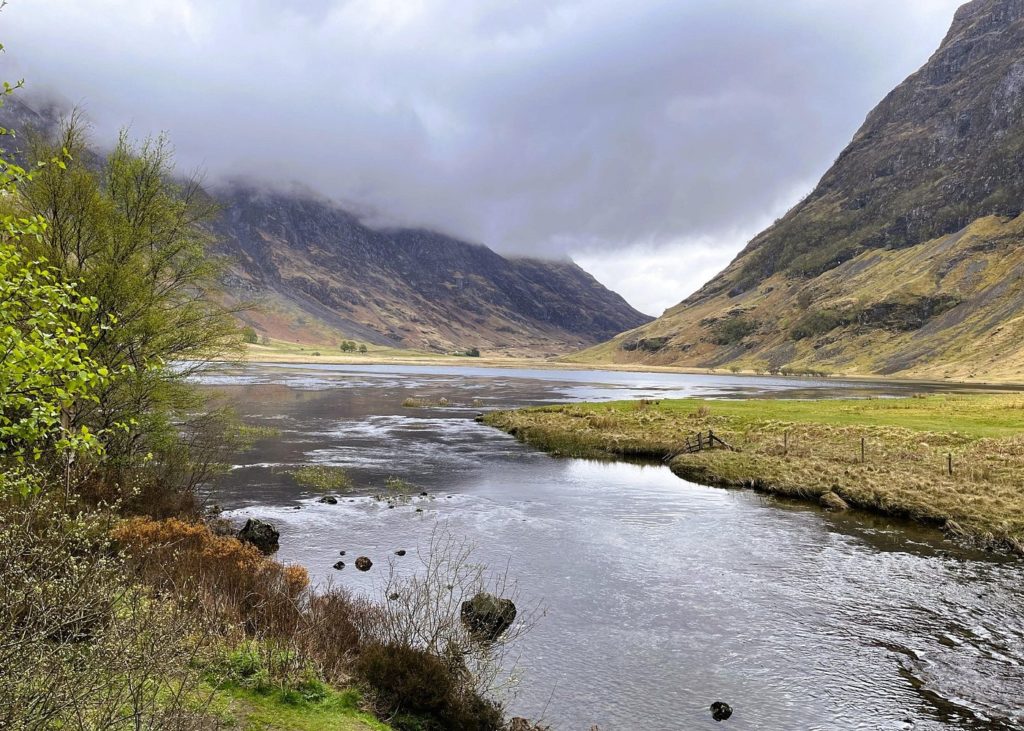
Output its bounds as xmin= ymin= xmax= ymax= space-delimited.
xmin=483 ymin=394 xmax=1024 ymax=553
xmin=211 ymin=683 xmax=391 ymax=731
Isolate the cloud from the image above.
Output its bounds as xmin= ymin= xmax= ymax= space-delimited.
xmin=1 ymin=0 xmax=963 ymax=308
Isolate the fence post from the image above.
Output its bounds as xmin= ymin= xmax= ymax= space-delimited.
xmin=784 ymin=430 xmax=788 ymax=456
xmin=861 ymin=437 xmax=865 ymax=464
xmin=947 ymin=453 xmax=953 ymax=476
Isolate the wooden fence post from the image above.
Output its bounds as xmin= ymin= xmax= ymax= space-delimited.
xmin=947 ymin=453 xmax=953 ymax=476
xmin=861 ymin=437 xmax=865 ymax=464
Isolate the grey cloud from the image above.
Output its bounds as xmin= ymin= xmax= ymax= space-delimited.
xmin=2 ymin=0 xmax=963 ymax=296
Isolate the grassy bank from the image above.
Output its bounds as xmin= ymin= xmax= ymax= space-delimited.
xmin=210 ymin=682 xmax=390 ymax=731
xmin=483 ymin=394 xmax=1024 ymax=553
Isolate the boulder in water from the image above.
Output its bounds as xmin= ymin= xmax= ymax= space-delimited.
xmin=236 ymin=518 xmax=279 ymax=555
xmin=710 ymin=701 xmax=732 ymax=722
xmin=820 ymin=491 xmax=849 ymax=512
xmin=355 ymin=556 xmax=373 ymax=571
xmin=460 ymin=592 xmax=517 ymax=641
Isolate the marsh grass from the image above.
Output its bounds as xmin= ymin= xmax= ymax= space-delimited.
xmin=484 ymin=394 xmax=1024 ymax=553
xmin=290 ymin=466 xmax=354 ymax=492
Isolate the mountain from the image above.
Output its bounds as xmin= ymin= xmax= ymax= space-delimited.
xmin=0 ymin=99 xmax=651 ymax=357
xmin=578 ymin=0 xmax=1024 ymax=380
xmin=213 ymin=185 xmax=651 ymax=356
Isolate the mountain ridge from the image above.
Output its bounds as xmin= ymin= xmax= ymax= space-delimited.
xmin=577 ymin=0 xmax=1024 ymax=380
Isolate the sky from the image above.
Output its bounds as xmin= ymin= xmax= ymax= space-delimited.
xmin=1 ymin=0 xmax=966 ymax=315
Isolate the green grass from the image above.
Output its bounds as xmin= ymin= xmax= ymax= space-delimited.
xmin=484 ymin=394 xmax=1024 ymax=553
xmin=211 ymin=682 xmax=390 ymax=731
xmin=289 ymin=466 xmax=353 ymax=491
xmin=589 ymin=394 xmax=1024 ymax=439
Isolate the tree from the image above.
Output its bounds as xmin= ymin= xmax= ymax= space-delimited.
xmin=16 ymin=116 xmax=243 ymax=508
xmin=0 ymin=88 xmax=112 ymax=475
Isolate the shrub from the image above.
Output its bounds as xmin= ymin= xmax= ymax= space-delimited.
xmin=0 ymin=496 xmax=218 ymax=730
xmin=241 ymin=326 xmax=259 ymax=344
xmin=355 ymin=643 xmax=504 ymax=731
xmin=710 ymin=316 xmax=758 ymax=345
xmin=789 ymin=308 xmax=849 ymax=340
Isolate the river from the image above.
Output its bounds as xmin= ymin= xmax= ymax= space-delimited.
xmin=198 ymin=363 xmax=1024 ymax=731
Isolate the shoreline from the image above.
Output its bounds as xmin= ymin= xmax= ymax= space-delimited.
xmin=481 ymin=396 xmax=1024 ymax=556
xmin=230 ymin=345 xmax=1024 ymax=390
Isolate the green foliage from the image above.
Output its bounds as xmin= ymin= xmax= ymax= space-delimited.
xmin=339 ymin=340 xmax=358 ymax=352
xmin=290 ymin=465 xmax=353 ymax=491
xmin=358 ymin=343 xmax=368 ymax=353
xmin=16 ymin=116 xmax=243 ymax=506
xmin=789 ymin=308 xmax=850 ymax=341
xmin=710 ymin=316 xmax=758 ymax=345
xmin=241 ymin=326 xmax=260 ymax=344
xmin=0 ymin=239 xmax=115 ymax=463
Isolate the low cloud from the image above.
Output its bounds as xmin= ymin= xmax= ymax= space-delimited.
xmin=3 ymin=0 xmax=963 ymax=308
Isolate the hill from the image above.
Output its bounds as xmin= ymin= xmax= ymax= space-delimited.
xmin=576 ymin=0 xmax=1024 ymax=380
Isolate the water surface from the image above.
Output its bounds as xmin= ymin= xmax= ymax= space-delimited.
xmin=201 ymin=364 xmax=1024 ymax=730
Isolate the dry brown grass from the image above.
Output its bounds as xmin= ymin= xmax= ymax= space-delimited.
xmin=484 ymin=395 xmax=1024 ymax=553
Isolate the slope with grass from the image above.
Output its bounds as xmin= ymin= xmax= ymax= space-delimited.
xmin=577 ymin=0 xmax=1024 ymax=381
xmin=483 ymin=394 xmax=1024 ymax=553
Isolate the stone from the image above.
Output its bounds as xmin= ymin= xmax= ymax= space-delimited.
xmin=710 ymin=702 xmax=732 ymax=722
xmin=236 ymin=518 xmax=279 ymax=554
xmin=460 ymin=592 xmax=517 ymax=641
xmin=355 ymin=556 xmax=372 ymax=571
xmin=333 ymin=561 xmax=345 ymax=570
xmin=820 ymin=491 xmax=850 ymax=512
xmin=395 ymin=549 xmax=407 ymax=556
xmin=318 ymin=495 xmax=338 ymax=504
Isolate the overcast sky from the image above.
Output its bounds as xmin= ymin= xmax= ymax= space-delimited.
xmin=2 ymin=0 xmax=965 ymax=315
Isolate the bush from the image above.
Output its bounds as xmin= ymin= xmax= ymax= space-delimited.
xmin=710 ymin=316 xmax=758 ymax=345
xmin=241 ymin=326 xmax=259 ymax=344
xmin=789 ymin=308 xmax=849 ymax=340
xmin=355 ymin=643 xmax=504 ymax=731
xmin=0 ymin=495 xmax=218 ymax=730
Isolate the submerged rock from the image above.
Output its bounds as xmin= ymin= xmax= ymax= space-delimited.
xmin=318 ymin=495 xmax=338 ymax=504
xmin=820 ymin=491 xmax=850 ymax=512
xmin=710 ymin=701 xmax=732 ymax=722
xmin=236 ymin=518 xmax=279 ymax=554
xmin=355 ymin=556 xmax=373 ymax=571
xmin=460 ymin=592 xmax=517 ymax=641
xmin=333 ymin=561 xmax=345 ymax=570
xmin=395 ymin=549 xmax=407 ymax=556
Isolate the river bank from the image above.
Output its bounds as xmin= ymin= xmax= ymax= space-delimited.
xmin=482 ymin=394 xmax=1024 ymax=554
xmin=236 ymin=340 xmax=1024 ymax=388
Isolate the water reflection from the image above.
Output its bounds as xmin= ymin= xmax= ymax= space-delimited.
xmin=201 ymin=364 xmax=1024 ymax=730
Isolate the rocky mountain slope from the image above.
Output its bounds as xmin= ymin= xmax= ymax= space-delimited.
xmin=578 ymin=0 xmax=1024 ymax=380
xmin=1 ymin=99 xmax=651 ymax=357
xmin=213 ymin=185 xmax=651 ymax=355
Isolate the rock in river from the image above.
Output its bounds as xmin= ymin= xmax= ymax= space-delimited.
xmin=820 ymin=491 xmax=850 ymax=512
xmin=318 ymin=495 xmax=338 ymax=504
xmin=460 ymin=592 xmax=517 ymax=641
xmin=710 ymin=701 xmax=732 ymax=721
xmin=236 ymin=518 xmax=279 ymax=554
xmin=355 ymin=556 xmax=373 ymax=571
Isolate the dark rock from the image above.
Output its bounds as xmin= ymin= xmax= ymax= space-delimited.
xmin=333 ymin=561 xmax=345 ymax=570
xmin=355 ymin=556 xmax=372 ymax=571
xmin=395 ymin=550 xmax=407 ymax=556
xmin=711 ymin=701 xmax=733 ymax=722
xmin=236 ymin=518 xmax=279 ymax=555
xmin=318 ymin=495 xmax=338 ymax=504
xmin=339 ymin=550 xmax=346 ymax=556
xmin=415 ymin=508 xmax=423 ymax=513
xmin=388 ymin=592 xmax=400 ymax=601
xmin=460 ymin=592 xmax=517 ymax=641
xmin=419 ymin=491 xmax=428 ymax=496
